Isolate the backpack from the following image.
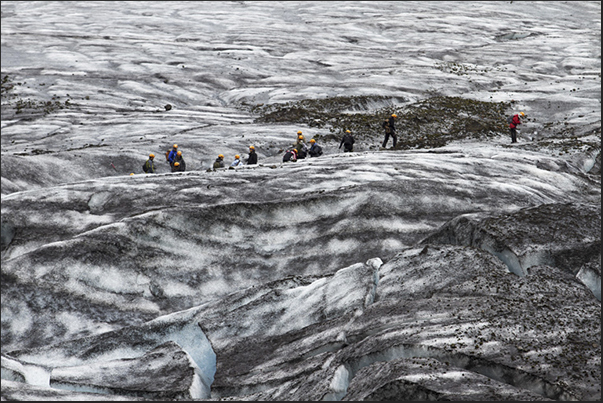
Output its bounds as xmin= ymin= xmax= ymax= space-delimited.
xmin=142 ymin=161 xmax=149 ymax=173
xmin=311 ymin=144 xmax=323 ymax=157
xmin=507 ymin=115 xmax=514 ymax=124
xmin=382 ymin=119 xmax=391 ymax=134
xmin=283 ymin=149 xmax=296 ymax=162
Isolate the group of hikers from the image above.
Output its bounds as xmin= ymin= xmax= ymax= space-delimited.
xmin=142 ymin=111 xmax=525 ymax=173
xmin=282 ymin=131 xmax=324 ymax=162
xmin=143 ymin=144 xmax=187 ymax=174
xmin=281 ymin=113 xmax=397 ymax=162
xmin=142 ymin=143 xmax=258 ymax=174
xmin=280 ymin=110 xmax=524 ymax=162
xmin=211 ymin=145 xmax=258 ymax=169
xmin=282 ymin=113 xmax=397 ymax=161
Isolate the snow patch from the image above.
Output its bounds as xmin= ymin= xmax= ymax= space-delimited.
xmin=577 ymin=266 xmax=601 ymax=301
xmin=323 ymin=364 xmax=350 ymax=401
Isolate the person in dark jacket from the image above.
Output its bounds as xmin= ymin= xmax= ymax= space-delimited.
xmin=509 ymin=112 xmax=525 ymax=143
xmin=246 ymin=145 xmax=258 ymax=165
xmin=171 ymin=161 xmax=183 ymax=172
xmin=213 ymin=154 xmax=225 ymax=169
xmin=173 ymin=151 xmax=186 ymax=171
xmin=339 ymin=130 xmax=354 ymax=152
xmin=381 ymin=113 xmax=397 ymax=148
xmin=308 ymin=138 xmax=323 ymax=157
xmin=293 ymin=134 xmax=308 ymax=159
xmin=143 ymin=153 xmax=156 ymax=173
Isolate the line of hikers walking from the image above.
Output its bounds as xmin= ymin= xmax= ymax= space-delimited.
xmin=144 ymin=123 xmax=374 ymax=172
xmin=212 ymin=145 xmax=258 ymax=169
xmin=281 ymin=109 xmax=524 ymax=162
xmin=143 ymin=144 xmax=258 ymax=174
xmin=143 ymin=111 xmax=525 ymax=172
xmin=282 ymin=113 xmax=395 ymax=162
xmin=281 ymin=114 xmax=390 ymax=162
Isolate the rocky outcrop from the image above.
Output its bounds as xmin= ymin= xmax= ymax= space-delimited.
xmin=421 ymin=202 xmax=601 ymax=299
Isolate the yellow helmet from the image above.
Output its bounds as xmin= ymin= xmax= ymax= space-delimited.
xmin=173 ymin=144 xmax=178 ymax=148
xmin=346 ymin=130 xmax=351 ymax=133
xmin=520 ymin=112 xmax=525 ymax=117
xmin=149 ymin=153 xmax=155 ymax=158
xmin=249 ymin=145 xmax=255 ymax=150
xmin=235 ymin=154 xmax=240 ymax=159
xmin=310 ymin=139 xmax=316 ymax=143
xmin=218 ymin=154 xmax=224 ymax=159
xmin=174 ymin=162 xmax=180 ymax=167
xmin=392 ymin=114 xmax=397 ymax=118
xmin=177 ymin=151 xmax=182 ymax=156
xmin=297 ymin=130 xmax=302 ymax=135
xmin=298 ymin=135 xmax=304 ymax=140
xmin=130 ymin=173 xmax=135 ymax=176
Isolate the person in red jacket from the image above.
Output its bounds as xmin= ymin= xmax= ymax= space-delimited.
xmin=509 ymin=112 xmax=525 ymax=143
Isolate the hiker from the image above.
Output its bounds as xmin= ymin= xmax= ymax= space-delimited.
xmin=231 ymin=154 xmax=242 ymax=167
xmin=509 ymin=112 xmax=525 ymax=143
xmin=339 ymin=130 xmax=355 ymax=152
xmin=283 ymin=148 xmax=297 ymax=162
xmin=143 ymin=153 xmax=156 ymax=173
xmin=166 ymin=144 xmax=179 ymax=166
xmin=294 ymin=134 xmax=308 ymax=159
xmin=173 ymin=150 xmax=186 ymax=171
xmin=381 ymin=113 xmax=397 ymax=148
xmin=213 ymin=154 xmax=225 ymax=169
xmin=171 ymin=161 xmax=184 ymax=172
xmin=308 ymin=138 xmax=323 ymax=157
xmin=246 ymin=145 xmax=258 ymax=165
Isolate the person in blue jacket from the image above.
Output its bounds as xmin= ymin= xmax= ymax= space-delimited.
xmin=166 ymin=144 xmax=179 ymax=166
xmin=231 ymin=154 xmax=242 ymax=167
